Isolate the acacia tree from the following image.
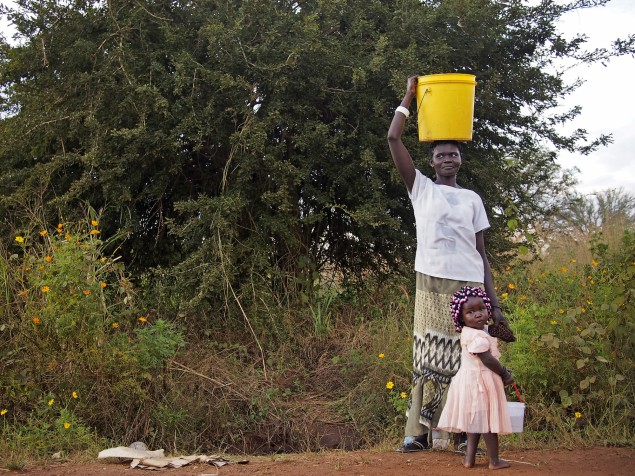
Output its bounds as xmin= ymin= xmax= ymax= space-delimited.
xmin=1 ymin=0 xmax=633 ymax=318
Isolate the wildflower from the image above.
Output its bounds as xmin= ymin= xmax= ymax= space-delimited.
xmin=72 ymin=391 xmax=78 ymax=399
xmin=45 ymin=255 xmax=52 ymax=262
xmin=581 ymin=307 xmax=586 ymax=313
xmin=575 ymin=412 xmax=582 ymax=419
xmin=0 ymin=409 xmax=7 ymax=415
xmin=501 ymin=292 xmax=508 ymax=299
xmin=91 ymin=220 xmax=99 ymax=227
xmin=386 ymin=381 xmax=394 ymax=390
xmin=570 ymin=259 xmax=577 ymax=263
xmin=18 ymin=290 xmax=28 ymax=296
xmin=57 ymin=223 xmax=63 ymax=230
xmin=587 ymin=300 xmax=593 ymax=305
xmin=559 ymin=309 xmax=565 ymax=314
xmin=138 ymin=316 xmax=147 ymax=323
xmin=100 ymin=282 xmax=107 ymax=288
xmin=38 ymin=265 xmax=45 ymax=270
xmin=15 ymin=236 xmax=24 ymax=243
xmin=111 ymin=322 xmax=119 ymax=329
xmin=48 ymin=399 xmax=54 ymax=406
xmin=591 ymin=259 xmax=598 ymax=267
xmin=41 ymin=286 xmax=50 ymax=293
xmin=89 ymin=229 xmax=100 ymax=235
xmin=505 ymin=266 xmax=511 ymax=271
xmin=508 ymin=283 xmax=515 ymax=290
xmin=32 ymin=317 xmax=41 ymax=325
xmin=550 ymin=320 xmax=557 ymax=325
xmin=64 ymin=422 xmax=71 ymax=429
xmin=100 ymin=257 xmax=107 ymax=263
xmin=560 ymin=267 xmax=568 ymax=273
xmin=400 ymin=392 xmax=407 ymax=399
xmin=82 ymin=290 xmax=90 ymax=296
xmin=378 ymin=353 xmax=385 ymax=359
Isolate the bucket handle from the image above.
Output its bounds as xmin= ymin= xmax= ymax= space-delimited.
xmin=512 ymin=382 xmax=524 ymax=403
xmin=417 ymin=87 xmax=429 ymax=114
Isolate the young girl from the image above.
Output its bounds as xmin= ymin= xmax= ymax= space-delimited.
xmin=436 ymin=286 xmax=514 ymax=469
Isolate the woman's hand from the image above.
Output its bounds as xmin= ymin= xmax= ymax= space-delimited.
xmin=406 ymin=75 xmax=418 ymax=98
xmin=491 ymin=306 xmax=509 ymax=327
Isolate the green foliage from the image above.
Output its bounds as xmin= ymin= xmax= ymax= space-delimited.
xmin=501 ymin=229 xmax=635 ymax=443
xmin=2 ymin=0 xmax=632 ymax=317
xmin=0 ymin=214 xmax=186 ymax=456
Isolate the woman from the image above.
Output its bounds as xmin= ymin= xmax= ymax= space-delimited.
xmin=387 ymin=75 xmax=508 ymax=453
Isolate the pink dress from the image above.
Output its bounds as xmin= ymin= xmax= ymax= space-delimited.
xmin=436 ymin=326 xmax=512 ymax=434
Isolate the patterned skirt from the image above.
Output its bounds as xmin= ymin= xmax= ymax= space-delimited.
xmin=405 ymin=273 xmax=483 ymax=439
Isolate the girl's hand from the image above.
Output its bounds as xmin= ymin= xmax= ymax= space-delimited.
xmin=502 ymin=371 xmax=514 ymax=386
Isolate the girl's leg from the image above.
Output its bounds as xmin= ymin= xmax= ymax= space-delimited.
xmin=482 ymin=433 xmax=510 ymax=470
xmin=464 ymin=433 xmax=480 ymax=468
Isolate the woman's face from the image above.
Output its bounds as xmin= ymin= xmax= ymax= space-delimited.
xmin=429 ymin=143 xmax=462 ymax=178
xmin=462 ymin=296 xmax=489 ymax=330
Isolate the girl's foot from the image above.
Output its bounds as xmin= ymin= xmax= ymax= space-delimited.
xmin=463 ymin=456 xmax=475 ymax=468
xmin=489 ymin=459 xmax=511 ymax=470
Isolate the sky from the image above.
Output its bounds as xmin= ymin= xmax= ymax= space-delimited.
xmin=0 ymin=1 xmax=633 ymax=196
xmin=554 ymin=0 xmax=635 ymax=195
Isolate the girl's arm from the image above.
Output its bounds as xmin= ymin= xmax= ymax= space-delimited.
xmin=476 ymin=230 xmax=508 ymax=327
xmin=477 ymin=350 xmax=514 ymax=385
xmin=387 ymin=76 xmax=418 ymax=192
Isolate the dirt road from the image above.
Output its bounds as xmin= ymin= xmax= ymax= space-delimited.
xmin=18 ymin=446 xmax=633 ymax=475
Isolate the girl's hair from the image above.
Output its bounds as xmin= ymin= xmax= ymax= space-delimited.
xmin=450 ymin=286 xmax=492 ymax=333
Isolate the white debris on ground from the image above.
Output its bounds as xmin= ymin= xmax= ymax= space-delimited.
xmin=97 ymin=446 xmax=248 ymax=470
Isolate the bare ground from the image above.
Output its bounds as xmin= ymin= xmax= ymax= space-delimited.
xmin=13 ymin=446 xmax=634 ymax=476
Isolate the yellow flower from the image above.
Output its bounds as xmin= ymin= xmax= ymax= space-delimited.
xmin=570 ymin=259 xmax=577 ymax=263
xmin=45 ymin=255 xmax=52 ymax=263
xmin=400 ymin=392 xmax=407 ymax=399
xmin=558 ymin=309 xmax=564 ymax=314
xmin=587 ymin=300 xmax=593 ymax=305
xmin=378 ymin=353 xmax=385 ymax=359
xmin=57 ymin=223 xmax=63 ymax=230
xmin=82 ymin=289 xmax=90 ymax=296
xmin=560 ymin=267 xmax=568 ymax=273
xmin=575 ymin=412 xmax=582 ymax=419
xmin=138 ymin=316 xmax=147 ymax=323
xmin=501 ymin=292 xmax=508 ymax=299
xmin=15 ymin=236 xmax=24 ymax=243
xmin=91 ymin=219 xmax=99 ymax=226
xmin=41 ymin=286 xmax=50 ymax=293
xmin=32 ymin=317 xmax=41 ymax=325
xmin=18 ymin=290 xmax=29 ymax=296
xmin=48 ymin=399 xmax=54 ymax=406
xmin=89 ymin=229 xmax=100 ymax=235
xmin=591 ymin=259 xmax=598 ymax=267
xmin=38 ymin=265 xmax=45 ymax=270
xmin=100 ymin=282 xmax=107 ymax=288
xmin=386 ymin=381 xmax=394 ymax=390
xmin=64 ymin=422 xmax=71 ymax=429
xmin=505 ymin=266 xmax=511 ymax=271
xmin=72 ymin=391 xmax=78 ymax=399
xmin=550 ymin=320 xmax=557 ymax=325
xmin=111 ymin=322 xmax=119 ymax=329
xmin=581 ymin=307 xmax=586 ymax=313
xmin=0 ymin=409 xmax=7 ymax=415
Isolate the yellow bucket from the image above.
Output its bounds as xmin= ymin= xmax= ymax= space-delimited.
xmin=416 ymin=73 xmax=476 ymax=142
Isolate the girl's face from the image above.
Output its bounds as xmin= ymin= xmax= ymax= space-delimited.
xmin=462 ymin=296 xmax=489 ymax=330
